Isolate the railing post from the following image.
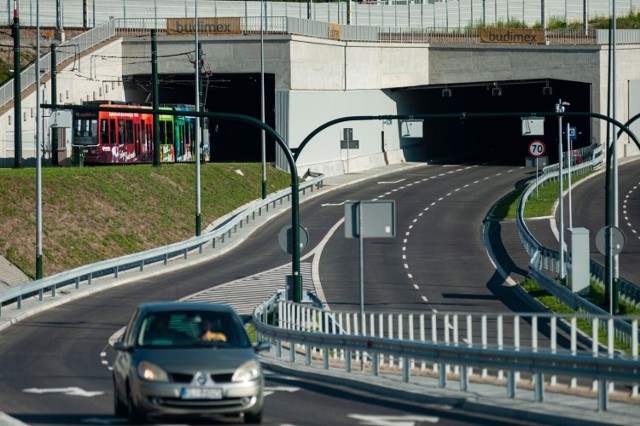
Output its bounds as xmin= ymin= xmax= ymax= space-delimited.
xmin=481 ymin=314 xmax=487 ymax=377
xmin=507 ymin=370 xmax=515 ymax=398
xmin=402 ymin=356 xmax=409 ymax=382
xmin=550 ymin=316 xmax=557 ymax=386
xmin=438 ymin=362 xmax=446 ymax=388
xmin=633 ymin=319 xmax=639 ymax=397
xmin=597 ymin=380 xmax=608 ymax=411
xmin=534 ymin=373 xmax=544 ymax=402
xmin=459 ymin=365 xmax=468 ymax=391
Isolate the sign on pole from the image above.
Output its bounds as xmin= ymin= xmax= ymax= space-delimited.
xmin=528 ymin=140 xmax=546 ymax=157
xmin=344 ymin=201 xmax=396 ymax=238
xmin=521 ymin=117 xmax=545 ymax=135
xmin=528 ymin=140 xmax=546 ymax=198
xmin=344 ymin=200 xmax=396 ymax=333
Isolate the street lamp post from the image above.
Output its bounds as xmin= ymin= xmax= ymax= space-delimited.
xmin=611 ymin=0 xmax=620 ymax=315
xmin=260 ymin=0 xmax=266 ymax=199
xmin=556 ymin=100 xmax=569 ymax=281
xmin=35 ymin=0 xmax=42 ymax=278
xmin=195 ymin=0 xmax=202 ymax=236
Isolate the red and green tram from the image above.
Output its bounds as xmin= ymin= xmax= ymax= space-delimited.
xmin=72 ymin=102 xmax=205 ymax=165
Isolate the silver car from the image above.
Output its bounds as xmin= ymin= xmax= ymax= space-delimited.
xmin=112 ymin=301 xmax=269 ymax=424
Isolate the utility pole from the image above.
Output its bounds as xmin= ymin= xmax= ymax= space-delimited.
xmin=12 ymin=0 xmax=22 ymax=168
xmin=194 ymin=2 xmax=202 ymax=237
xmin=556 ymin=99 xmax=569 ymax=282
xmin=152 ymin=29 xmax=160 ymax=167
xmin=55 ymin=0 xmax=63 ymax=41
xmin=50 ymin=42 xmax=58 ymax=166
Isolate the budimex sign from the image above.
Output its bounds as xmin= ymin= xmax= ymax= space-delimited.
xmin=329 ymin=23 xmax=341 ymax=41
xmin=480 ymin=28 xmax=545 ymax=45
xmin=166 ymin=17 xmax=241 ymax=35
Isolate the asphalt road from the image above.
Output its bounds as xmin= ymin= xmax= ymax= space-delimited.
xmin=564 ymin=161 xmax=640 ymax=285
xmin=0 ymin=162 xmax=623 ymax=425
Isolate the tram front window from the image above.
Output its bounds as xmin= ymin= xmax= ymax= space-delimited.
xmin=74 ymin=118 xmax=98 ymax=145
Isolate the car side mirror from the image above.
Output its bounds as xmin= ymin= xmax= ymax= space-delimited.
xmin=114 ymin=340 xmax=133 ymax=353
xmin=254 ymin=341 xmax=271 ymax=353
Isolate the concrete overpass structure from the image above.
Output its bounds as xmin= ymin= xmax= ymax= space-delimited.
xmin=1 ymin=18 xmax=640 ymax=174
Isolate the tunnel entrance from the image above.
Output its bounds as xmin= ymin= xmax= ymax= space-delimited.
xmin=125 ymin=74 xmax=591 ymax=167
xmin=395 ymin=79 xmax=592 ymax=165
xmin=125 ymin=72 xmax=276 ymax=163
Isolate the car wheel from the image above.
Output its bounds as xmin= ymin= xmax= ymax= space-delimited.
xmin=126 ymin=386 xmax=146 ymax=424
xmin=113 ymin=387 xmax=127 ymax=417
xmin=244 ymin=409 xmax=262 ymax=424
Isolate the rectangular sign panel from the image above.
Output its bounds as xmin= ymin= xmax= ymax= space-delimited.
xmin=401 ymin=119 xmax=423 ymax=138
xmin=345 ymin=200 xmax=396 ymax=239
xmin=166 ymin=18 xmax=241 ymax=35
xmin=480 ymin=29 xmax=545 ymax=44
xmin=329 ymin=23 xmax=341 ymax=40
xmin=521 ymin=117 xmax=545 ymax=136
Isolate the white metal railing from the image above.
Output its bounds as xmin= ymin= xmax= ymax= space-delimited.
xmin=516 ymin=144 xmax=640 ymax=345
xmin=6 ymin=0 xmax=640 ymax=30
xmin=109 ymin=17 xmax=640 ymax=46
xmin=0 ymin=20 xmax=117 ymax=109
xmin=253 ymin=296 xmax=640 ymax=411
xmin=0 ymin=175 xmax=324 ymax=316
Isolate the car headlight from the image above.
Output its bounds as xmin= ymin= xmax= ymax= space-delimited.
xmin=137 ymin=361 xmax=169 ymax=382
xmin=232 ymin=360 xmax=261 ymax=383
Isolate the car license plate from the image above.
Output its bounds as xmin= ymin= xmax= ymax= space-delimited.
xmin=180 ymin=387 xmax=223 ymax=399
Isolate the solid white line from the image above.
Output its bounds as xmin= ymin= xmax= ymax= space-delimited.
xmin=309 ymin=218 xmax=345 ymax=308
xmin=378 ymin=179 xmax=406 ymax=184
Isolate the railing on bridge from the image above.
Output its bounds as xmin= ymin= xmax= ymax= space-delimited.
xmin=114 ymin=16 xmax=609 ymax=45
xmin=1 ymin=16 xmax=632 ymax=112
xmin=0 ymin=20 xmax=117 ymax=110
xmin=253 ymin=294 xmax=640 ymax=412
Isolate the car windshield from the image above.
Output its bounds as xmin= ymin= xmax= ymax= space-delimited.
xmin=136 ymin=310 xmax=251 ymax=349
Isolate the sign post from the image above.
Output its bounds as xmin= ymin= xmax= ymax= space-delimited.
xmin=528 ymin=140 xmax=546 ymax=197
xmin=345 ymin=200 xmax=396 ymax=337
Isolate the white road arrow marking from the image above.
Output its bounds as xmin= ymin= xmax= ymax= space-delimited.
xmin=378 ymin=179 xmax=406 ymax=184
xmin=322 ymin=201 xmax=346 ymax=207
xmin=23 ymin=387 xmax=104 ymax=397
xmin=264 ymin=385 xmax=300 ymax=397
xmin=349 ymin=414 xmax=439 ymax=425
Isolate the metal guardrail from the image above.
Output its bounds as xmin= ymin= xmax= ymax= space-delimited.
xmin=253 ymin=297 xmax=640 ymax=411
xmin=516 ymin=144 xmax=640 ymax=346
xmin=0 ymin=175 xmax=324 ymax=316
xmin=0 ymin=20 xmax=117 ymax=109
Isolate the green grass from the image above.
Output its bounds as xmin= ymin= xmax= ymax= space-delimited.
xmin=522 ymin=279 xmax=638 ymax=352
xmin=0 ymin=163 xmax=293 ymax=279
xmin=468 ymin=10 xmax=640 ymax=30
xmin=523 ymin=172 xmax=593 ymax=218
xmin=493 ymin=170 xmax=639 ymax=349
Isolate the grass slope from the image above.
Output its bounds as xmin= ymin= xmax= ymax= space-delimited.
xmin=0 ymin=163 xmax=292 ymax=279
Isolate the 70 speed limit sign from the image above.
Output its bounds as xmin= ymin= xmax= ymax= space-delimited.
xmin=528 ymin=140 xmax=546 ymax=157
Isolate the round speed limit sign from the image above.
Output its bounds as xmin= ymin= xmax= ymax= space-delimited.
xmin=528 ymin=140 xmax=546 ymax=157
